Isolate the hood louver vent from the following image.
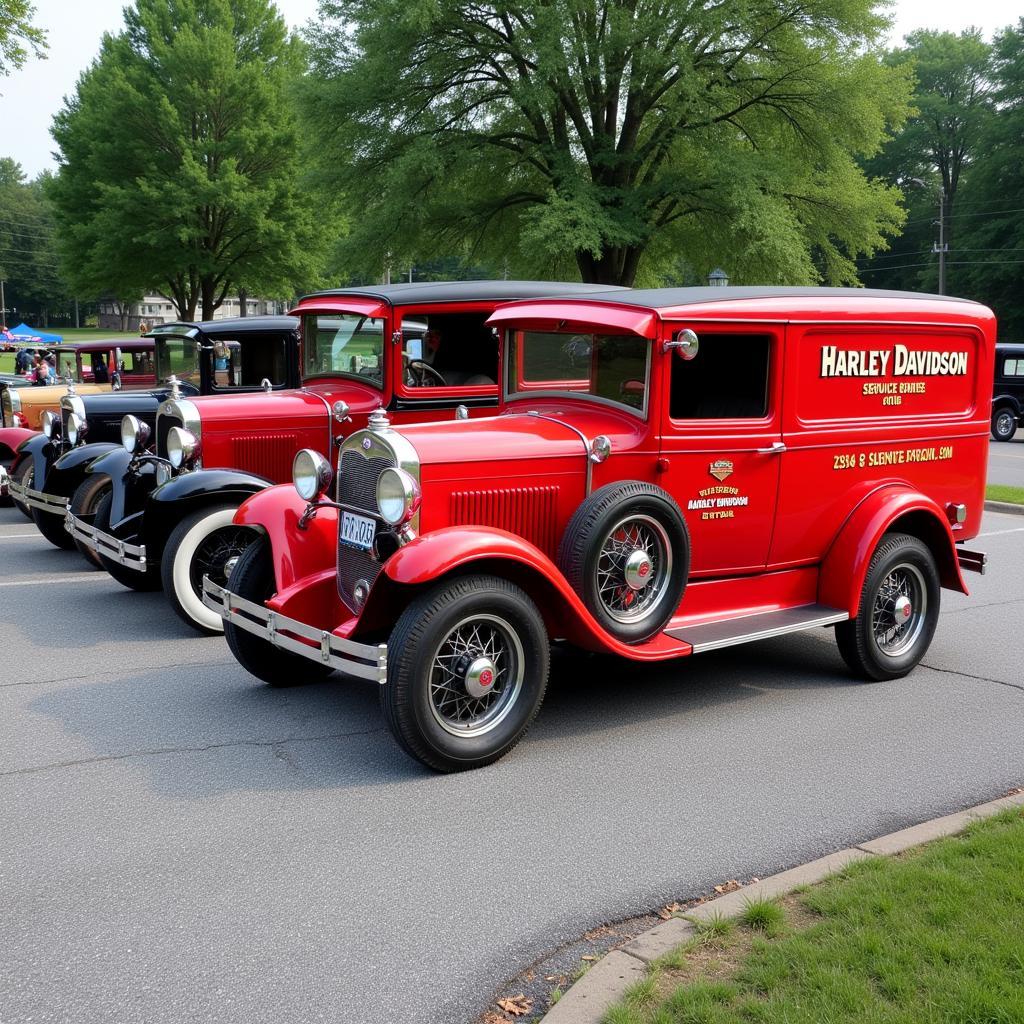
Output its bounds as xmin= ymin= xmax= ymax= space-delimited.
xmin=450 ymin=486 xmax=560 ymax=556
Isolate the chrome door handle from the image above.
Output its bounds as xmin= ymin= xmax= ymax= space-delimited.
xmin=757 ymin=441 xmax=786 ymax=454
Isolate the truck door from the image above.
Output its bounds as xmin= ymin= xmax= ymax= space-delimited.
xmin=658 ymin=324 xmax=783 ymax=575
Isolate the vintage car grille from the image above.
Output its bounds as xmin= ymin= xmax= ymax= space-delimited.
xmin=155 ymin=408 xmax=182 ymax=460
xmin=233 ymin=434 xmax=299 ymax=483
xmin=336 ymin=447 xmax=396 ymax=610
xmin=60 ymin=404 xmax=72 ymax=452
xmin=0 ymin=386 xmax=10 ymax=427
xmin=451 ymin=486 xmax=560 ymax=557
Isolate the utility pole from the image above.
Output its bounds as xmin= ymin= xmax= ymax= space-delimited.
xmin=933 ymin=188 xmax=948 ymax=295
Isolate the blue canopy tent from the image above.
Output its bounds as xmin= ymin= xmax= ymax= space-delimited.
xmin=9 ymin=322 xmax=64 ymax=345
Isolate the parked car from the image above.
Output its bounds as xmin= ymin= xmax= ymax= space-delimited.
xmin=990 ymin=342 xmax=1024 ymax=441
xmin=204 ymin=286 xmax=994 ymax=772
xmin=69 ymin=281 xmax=622 ymax=635
xmin=6 ymin=317 xmax=300 ymax=550
xmin=1 ymin=339 xmax=157 ymax=512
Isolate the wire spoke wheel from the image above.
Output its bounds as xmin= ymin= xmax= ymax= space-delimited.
xmin=594 ymin=513 xmax=672 ymax=624
xmin=188 ymin=525 xmax=254 ymax=596
xmin=427 ymin=613 xmax=524 ymax=738
xmin=870 ymin=561 xmax=927 ymax=658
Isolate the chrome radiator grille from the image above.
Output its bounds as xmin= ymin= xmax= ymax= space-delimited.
xmin=0 ymin=387 xmax=10 ymax=427
xmin=336 ymin=447 xmax=395 ymax=610
xmin=155 ymin=409 xmax=182 ymax=460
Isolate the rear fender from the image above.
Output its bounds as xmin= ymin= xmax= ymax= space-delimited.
xmin=0 ymin=427 xmax=37 ymax=463
xmin=819 ymin=485 xmax=967 ymax=616
xmin=360 ymin=526 xmax=670 ymax=658
xmin=44 ymin=442 xmax=121 ymax=501
xmin=142 ymin=468 xmax=274 ymax=560
xmin=233 ymin=483 xmax=338 ymax=594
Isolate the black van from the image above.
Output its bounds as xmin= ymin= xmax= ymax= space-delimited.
xmin=992 ymin=343 xmax=1024 ymax=441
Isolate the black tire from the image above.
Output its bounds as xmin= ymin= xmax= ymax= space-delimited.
xmin=95 ymin=491 xmax=162 ymax=592
xmin=67 ymin=474 xmax=111 ymax=568
xmin=991 ymin=406 xmax=1018 ymax=442
xmin=834 ymin=532 xmax=940 ymax=682
xmin=223 ymin=534 xmax=333 ymax=687
xmin=557 ymin=481 xmax=690 ymax=643
xmin=381 ymin=574 xmax=549 ymax=772
xmin=11 ymin=459 xmax=34 ymax=520
xmin=0 ymin=456 xmax=12 ymax=508
xmin=161 ymin=502 xmax=259 ymax=635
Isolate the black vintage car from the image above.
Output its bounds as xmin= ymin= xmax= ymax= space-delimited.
xmin=8 ymin=316 xmax=300 ymax=556
xmin=992 ymin=342 xmax=1024 ymax=441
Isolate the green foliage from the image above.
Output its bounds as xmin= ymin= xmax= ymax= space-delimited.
xmin=47 ymin=0 xmax=333 ymax=320
xmin=0 ymin=0 xmax=46 ymax=76
xmin=737 ymin=897 xmax=785 ymax=937
xmin=0 ymin=159 xmax=70 ymax=325
xmin=302 ymin=0 xmax=911 ymax=286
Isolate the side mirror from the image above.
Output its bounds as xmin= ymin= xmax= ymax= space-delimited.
xmin=664 ymin=329 xmax=699 ymax=360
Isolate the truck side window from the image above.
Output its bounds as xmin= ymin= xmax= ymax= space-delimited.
xmin=670 ymin=333 xmax=771 ymax=420
xmin=1004 ymin=359 xmax=1023 ymax=376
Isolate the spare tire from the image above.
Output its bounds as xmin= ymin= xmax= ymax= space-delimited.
xmin=557 ymin=481 xmax=690 ymax=643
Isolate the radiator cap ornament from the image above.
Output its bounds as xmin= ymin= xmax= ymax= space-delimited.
xmin=368 ymin=407 xmax=390 ymax=433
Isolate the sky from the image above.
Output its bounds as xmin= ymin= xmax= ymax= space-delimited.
xmin=1 ymin=0 xmax=1021 ymax=180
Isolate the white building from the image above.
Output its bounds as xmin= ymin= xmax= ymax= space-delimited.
xmin=97 ymin=294 xmax=284 ymax=330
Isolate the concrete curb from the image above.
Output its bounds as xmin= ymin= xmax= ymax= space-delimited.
xmin=537 ymin=790 xmax=1024 ymax=1023
xmin=984 ymin=499 xmax=1024 ymax=516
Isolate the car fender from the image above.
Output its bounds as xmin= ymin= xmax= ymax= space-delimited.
xmin=10 ymin=432 xmax=56 ymax=484
xmin=233 ymin=483 xmax=338 ymax=594
xmin=818 ymin=484 xmax=967 ymax=616
xmin=85 ymin=447 xmax=158 ymax=527
xmin=362 ymin=525 xmax=692 ymax=660
xmin=142 ymin=468 xmax=274 ymax=559
xmin=43 ymin=442 xmax=122 ymax=502
xmin=0 ymin=427 xmax=37 ymax=463
xmin=991 ymin=392 xmax=1022 ymax=417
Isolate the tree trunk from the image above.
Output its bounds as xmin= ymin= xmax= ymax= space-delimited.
xmin=200 ymin=277 xmax=222 ymax=321
xmin=575 ymin=245 xmax=641 ymax=287
xmin=238 ymin=288 xmax=248 ymax=317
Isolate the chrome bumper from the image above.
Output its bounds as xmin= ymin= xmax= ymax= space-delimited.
xmin=957 ymin=547 xmax=987 ymax=575
xmin=201 ymin=577 xmax=388 ymax=684
xmin=7 ymin=477 xmax=68 ymax=515
xmin=65 ymin=511 xmax=148 ymax=569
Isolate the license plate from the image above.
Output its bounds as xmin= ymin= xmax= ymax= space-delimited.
xmin=340 ymin=510 xmax=376 ymax=551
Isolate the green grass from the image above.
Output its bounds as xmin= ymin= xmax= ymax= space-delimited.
xmin=603 ymin=809 xmax=1024 ymax=1024
xmin=737 ymin=896 xmax=785 ymax=937
xmin=986 ymin=484 xmax=1024 ymax=505
xmin=2 ymin=328 xmax=141 ymax=375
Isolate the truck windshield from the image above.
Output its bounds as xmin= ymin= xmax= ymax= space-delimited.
xmin=302 ymin=313 xmax=385 ymax=386
xmin=154 ymin=335 xmax=200 ymax=386
xmin=507 ymin=330 xmax=650 ymax=416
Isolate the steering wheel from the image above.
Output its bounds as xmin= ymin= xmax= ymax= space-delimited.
xmin=405 ymin=358 xmax=446 ymax=388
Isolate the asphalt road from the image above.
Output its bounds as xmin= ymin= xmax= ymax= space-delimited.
xmin=2 ymin=503 xmax=1023 ymax=1024
xmin=988 ymin=432 xmax=1024 ymax=487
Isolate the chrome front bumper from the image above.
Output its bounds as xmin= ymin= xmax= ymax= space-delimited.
xmin=7 ymin=476 xmax=68 ymax=515
xmin=201 ymin=577 xmax=388 ymax=684
xmin=65 ymin=511 xmax=148 ymax=569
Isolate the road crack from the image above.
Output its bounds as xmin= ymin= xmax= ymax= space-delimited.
xmin=0 ymin=726 xmax=387 ymax=779
xmin=920 ymin=662 xmax=1024 ymax=694
xmin=0 ymin=660 xmax=239 ymax=690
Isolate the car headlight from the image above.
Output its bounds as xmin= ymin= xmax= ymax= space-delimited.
xmin=166 ymin=426 xmax=200 ymax=469
xmin=41 ymin=410 xmax=59 ymax=439
xmin=66 ymin=412 xmax=87 ymax=446
xmin=376 ymin=467 xmax=420 ymax=527
xmin=292 ymin=449 xmax=333 ymax=502
xmin=121 ymin=414 xmax=151 ymax=454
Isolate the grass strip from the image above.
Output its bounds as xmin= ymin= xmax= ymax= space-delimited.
xmin=986 ymin=484 xmax=1024 ymax=506
xmin=604 ymin=809 xmax=1024 ymax=1024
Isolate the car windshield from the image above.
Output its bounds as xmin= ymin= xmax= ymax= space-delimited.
xmin=154 ymin=335 xmax=200 ymax=386
xmin=53 ymin=349 xmax=85 ymax=383
xmin=506 ymin=330 xmax=650 ymax=416
xmin=302 ymin=313 xmax=385 ymax=386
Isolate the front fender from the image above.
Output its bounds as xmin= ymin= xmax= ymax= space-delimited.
xmin=234 ymin=483 xmax=338 ymax=594
xmin=0 ymin=427 xmax=37 ymax=463
xmin=142 ymin=468 xmax=274 ymax=559
xmin=43 ymin=442 xmax=122 ymax=501
xmin=818 ymin=484 xmax=968 ymax=617
xmin=11 ymin=432 xmax=58 ymax=483
xmin=86 ymin=448 xmax=160 ymax=528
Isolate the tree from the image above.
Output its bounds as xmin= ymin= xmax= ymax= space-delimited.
xmin=957 ymin=20 xmax=1024 ymax=336
xmin=856 ymin=30 xmax=993 ymax=293
xmin=302 ymin=0 xmax=911 ymax=287
xmin=48 ymin=0 xmax=329 ymax=320
xmin=0 ymin=0 xmax=45 ymax=77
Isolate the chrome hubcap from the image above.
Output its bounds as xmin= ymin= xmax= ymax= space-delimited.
xmin=872 ymin=562 xmax=927 ymax=657
xmin=596 ymin=514 xmax=672 ymax=623
xmin=997 ymin=412 xmax=1015 ymax=435
xmin=428 ymin=614 xmax=524 ymax=737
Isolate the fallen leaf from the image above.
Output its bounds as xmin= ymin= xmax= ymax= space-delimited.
xmin=657 ymin=901 xmax=684 ymax=919
xmin=713 ymin=879 xmax=742 ymax=894
xmin=583 ymin=924 xmax=615 ymax=940
xmin=482 ymin=1014 xmax=507 ymax=1024
xmin=581 ymin=955 xmax=597 ymax=961
xmin=497 ymin=994 xmax=533 ymax=1016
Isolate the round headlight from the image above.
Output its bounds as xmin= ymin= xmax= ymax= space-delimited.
xmin=292 ymin=449 xmax=333 ymax=502
xmin=66 ymin=412 xmax=86 ymax=446
xmin=376 ymin=467 xmax=420 ymax=527
xmin=41 ymin=410 xmax=58 ymax=439
xmin=121 ymin=414 xmax=151 ymax=454
xmin=167 ymin=426 xmax=199 ymax=469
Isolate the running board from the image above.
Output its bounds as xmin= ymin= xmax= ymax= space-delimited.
xmin=664 ymin=603 xmax=849 ymax=654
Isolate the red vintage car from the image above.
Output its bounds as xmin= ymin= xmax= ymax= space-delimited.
xmin=70 ymin=282 xmax=622 ymax=634
xmin=204 ymin=287 xmax=994 ymax=771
